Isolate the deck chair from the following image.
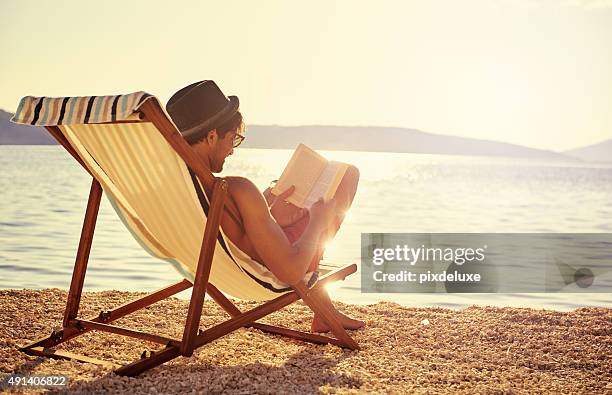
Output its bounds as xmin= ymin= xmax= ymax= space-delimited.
xmin=11 ymin=92 xmax=359 ymax=377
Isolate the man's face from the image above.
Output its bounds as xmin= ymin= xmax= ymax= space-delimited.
xmin=210 ymin=131 xmax=237 ymax=172
xmin=211 ymin=125 xmax=247 ymax=172
xmin=192 ymin=125 xmax=245 ymax=173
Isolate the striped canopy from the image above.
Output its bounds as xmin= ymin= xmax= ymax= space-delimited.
xmin=12 ymin=92 xmax=152 ymax=126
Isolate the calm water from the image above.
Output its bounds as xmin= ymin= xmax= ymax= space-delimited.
xmin=1 ymin=146 xmax=611 ymax=310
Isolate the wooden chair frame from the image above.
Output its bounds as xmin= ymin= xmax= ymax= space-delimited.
xmin=18 ymin=99 xmax=359 ymax=377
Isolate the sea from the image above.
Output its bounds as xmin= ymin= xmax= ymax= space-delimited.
xmin=1 ymin=146 xmax=611 ymax=311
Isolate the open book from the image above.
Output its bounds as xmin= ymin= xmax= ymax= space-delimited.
xmin=271 ymin=144 xmax=349 ymax=209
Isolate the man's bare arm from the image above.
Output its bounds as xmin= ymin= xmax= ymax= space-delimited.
xmin=225 ymin=177 xmax=333 ymax=285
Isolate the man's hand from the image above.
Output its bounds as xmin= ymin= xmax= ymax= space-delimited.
xmin=262 ymin=186 xmax=276 ymax=207
xmin=264 ymin=185 xmax=307 ymax=227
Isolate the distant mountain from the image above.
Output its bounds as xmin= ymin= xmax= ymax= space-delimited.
xmin=0 ymin=109 xmax=583 ymax=162
xmin=564 ymin=139 xmax=612 ymax=163
xmin=242 ymin=125 xmax=578 ymax=162
xmin=0 ymin=109 xmax=54 ymax=145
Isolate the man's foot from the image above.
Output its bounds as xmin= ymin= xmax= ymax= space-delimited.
xmin=311 ymin=311 xmax=365 ymax=333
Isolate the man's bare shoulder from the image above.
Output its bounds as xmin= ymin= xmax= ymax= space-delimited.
xmin=223 ymin=176 xmax=268 ymax=216
xmin=224 ymin=176 xmax=259 ymax=194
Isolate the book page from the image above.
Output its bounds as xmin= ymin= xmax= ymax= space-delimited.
xmin=271 ymin=144 xmax=328 ymax=207
xmin=304 ymin=161 xmax=348 ymax=208
xmin=323 ymin=161 xmax=349 ymax=201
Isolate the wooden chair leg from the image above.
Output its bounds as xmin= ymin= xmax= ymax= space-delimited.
xmin=205 ymin=284 xmax=242 ymax=316
xmin=115 ymin=345 xmax=182 ymax=377
xmin=180 ymin=179 xmax=227 ymax=356
xmin=63 ymin=178 xmax=102 ymax=327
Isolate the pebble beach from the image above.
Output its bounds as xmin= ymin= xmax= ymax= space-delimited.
xmin=1 ymin=289 xmax=610 ymax=394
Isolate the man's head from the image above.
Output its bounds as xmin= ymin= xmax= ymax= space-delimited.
xmin=166 ymin=80 xmax=245 ymax=172
xmin=191 ymin=111 xmax=245 ymax=172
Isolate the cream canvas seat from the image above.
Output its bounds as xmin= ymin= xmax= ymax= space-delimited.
xmin=11 ymin=91 xmax=359 ymax=376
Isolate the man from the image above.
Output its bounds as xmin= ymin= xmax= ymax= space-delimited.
xmin=167 ymin=80 xmax=363 ymax=332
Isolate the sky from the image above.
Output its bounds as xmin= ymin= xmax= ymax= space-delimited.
xmin=1 ymin=0 xmax=611 ymax=151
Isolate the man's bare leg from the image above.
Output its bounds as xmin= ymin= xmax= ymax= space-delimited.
xmin=310 ymin=165 xmax=364 ymax=332
xmin=314 ymin=165 xmax=360 ymax=258
xmin=330 ymin=165 xmax=359 ymax=233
